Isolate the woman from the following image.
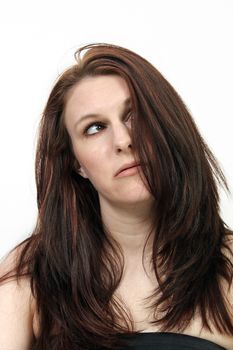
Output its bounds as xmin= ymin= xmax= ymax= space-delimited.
xmin=0 ymin=42 xmax=233 ymax=350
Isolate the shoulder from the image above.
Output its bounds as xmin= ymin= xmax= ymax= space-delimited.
xmin=0 ymin=246 xmax=36 ymax=349
xmin=221 ymin=233 xmax=233 ymax=312
xmin=0 ymin=244 xmax=36 ymax=310
xmin=0 ymin=250 xmax=32 ymax=312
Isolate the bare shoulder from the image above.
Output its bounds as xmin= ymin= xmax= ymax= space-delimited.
xmin=0 ymin=246 xmax=36 ymax=350
xmin=221 ymin=233 xmax=233 ymax=318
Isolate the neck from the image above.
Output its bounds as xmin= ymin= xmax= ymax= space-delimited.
xmin=99 ymin=196 xmax=155 ymax=259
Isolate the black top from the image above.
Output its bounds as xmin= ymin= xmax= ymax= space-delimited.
xmin=117 ymin=332 xmax=226 ymax=350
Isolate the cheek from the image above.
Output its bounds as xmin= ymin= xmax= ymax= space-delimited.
xmin=74 ymin=149 xmax=103 ymax=179
xmin=72 ymin=138 xmax=109 ymax=180
xmin=74 ymin=138 xmax=105 ymax=162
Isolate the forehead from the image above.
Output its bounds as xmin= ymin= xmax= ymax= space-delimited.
xmin=64 ymin=75 xmax=131 ymax=120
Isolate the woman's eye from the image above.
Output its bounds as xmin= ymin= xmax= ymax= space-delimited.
xmin=126 ymin=111 xmax=133 ymax=122
xmin=84 ymin=122 xmax=105 ymax=135
xmin=83 ymin=112 xmax=133 ymax=136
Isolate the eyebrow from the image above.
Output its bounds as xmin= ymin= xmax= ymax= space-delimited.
xmin=74 ymin=97 xmax=132 ymax=128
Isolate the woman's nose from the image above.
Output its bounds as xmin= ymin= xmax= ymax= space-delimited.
xmin=112 ymin=123 xmax=132 ymax=153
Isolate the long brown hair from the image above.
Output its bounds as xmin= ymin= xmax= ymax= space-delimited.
xmin=1 ymin=42 xmax=233 ymax=349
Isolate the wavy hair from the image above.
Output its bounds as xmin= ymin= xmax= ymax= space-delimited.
xmin=1 ymin=42 xmax=233 ymax=349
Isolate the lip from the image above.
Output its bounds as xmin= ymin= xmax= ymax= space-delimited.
xmin=115 ymin=162 xmax=140 ymax=177
xmin=115 ymin=165 xmax=140 ymax=178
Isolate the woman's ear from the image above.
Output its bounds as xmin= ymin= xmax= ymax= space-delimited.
xmin=78 ymin=167 xmax=88 ymax=179
xmin=73 ymin=160 xmax=88 ymax=179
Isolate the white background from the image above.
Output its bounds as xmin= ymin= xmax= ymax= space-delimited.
xmin=0 ymin=0 xmax=232 ymax=259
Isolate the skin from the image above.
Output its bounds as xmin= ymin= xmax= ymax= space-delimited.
xmin=64 ymin=75 xmax=155 ymax=259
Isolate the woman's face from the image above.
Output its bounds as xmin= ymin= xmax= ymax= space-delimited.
xmin=64 ymin=75 xmax=153 ymax=208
